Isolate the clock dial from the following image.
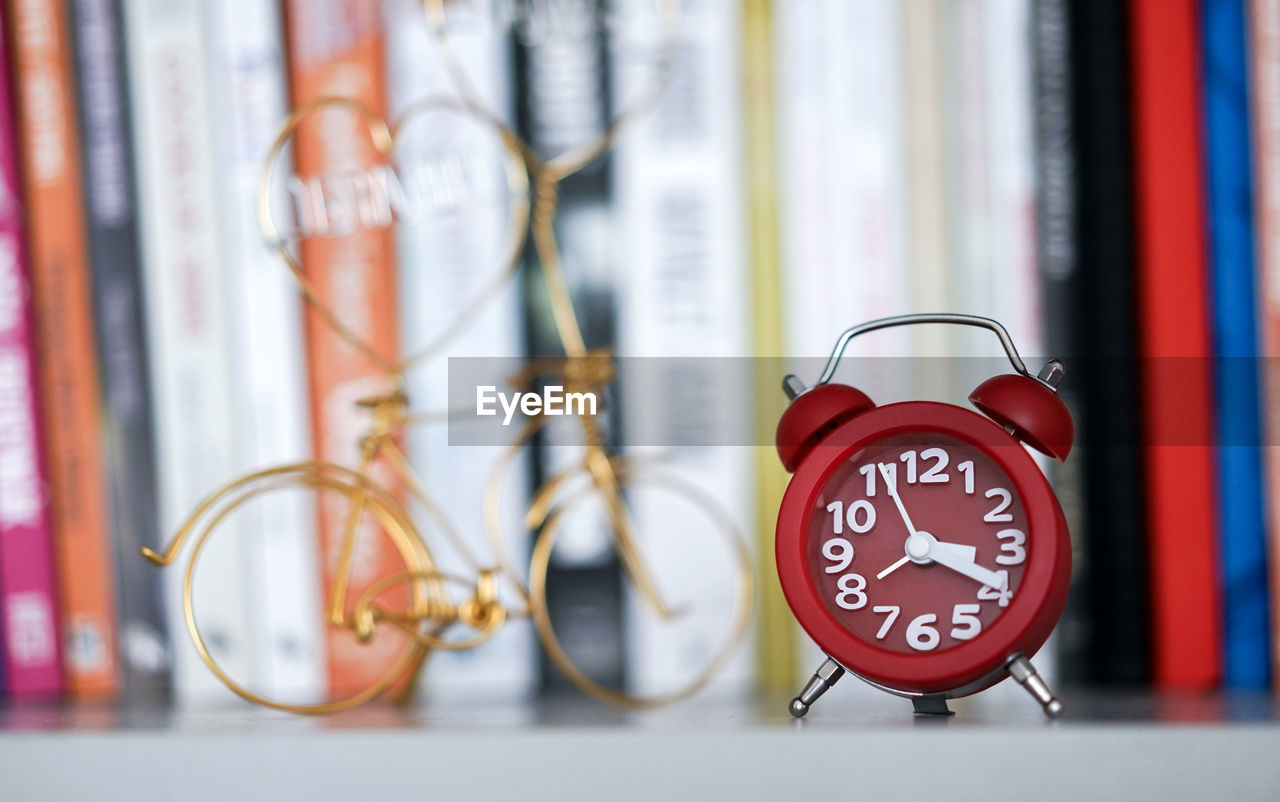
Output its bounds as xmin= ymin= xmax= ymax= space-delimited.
xmin=806 ymin=432 xmax=1028 ymax=655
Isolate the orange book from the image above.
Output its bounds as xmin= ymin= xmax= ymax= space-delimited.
xmin=8 ymin=0 xmax=119 ymax=697
xmin=283 ymin=0 xmax=410 ymax=699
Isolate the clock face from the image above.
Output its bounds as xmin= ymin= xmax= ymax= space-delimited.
xmin=806 ymin=432 xmax=1028 ymax=655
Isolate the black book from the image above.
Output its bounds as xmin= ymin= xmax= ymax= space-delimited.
xmin=1032 ymin=0 xmax=1090 ymax=685
xmin=513 ymin=0 xmax=627 ymax=696
xmin=1063 ymin=0 xmax=1150 ymax=685
xmin=69 ymin=0 xmax=169 ymax=700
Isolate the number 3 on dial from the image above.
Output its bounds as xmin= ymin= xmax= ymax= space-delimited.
xmin=995 ymin=529 xmax=1026 ymax=565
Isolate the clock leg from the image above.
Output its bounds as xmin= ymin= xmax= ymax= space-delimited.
xmin=911 ymin=695 xmax=953 ymax=715
xmin=1008 ymin=654 xmax=1064 ymax=718
xmin=788 ymin=657 xmax=845 ymax=718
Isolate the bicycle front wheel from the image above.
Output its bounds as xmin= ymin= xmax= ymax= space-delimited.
xmin=528 ymin=460 xmax=754 ymax=708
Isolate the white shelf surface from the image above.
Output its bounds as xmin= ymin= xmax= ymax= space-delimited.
xmin=1 ymin=691 xmax=1278 ymax=801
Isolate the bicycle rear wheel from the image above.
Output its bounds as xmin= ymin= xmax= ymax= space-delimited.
xmin=176 ymin=462 xmax=435 ymax=714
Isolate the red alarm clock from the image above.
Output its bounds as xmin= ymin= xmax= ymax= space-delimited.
xmin=775 ymin=314 xmax=1072 ymax=718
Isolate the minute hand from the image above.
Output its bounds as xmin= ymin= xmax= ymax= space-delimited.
xmin=878 ymin=463 xmax=919 ymax=536
xmin=927 ymin=540 xmax=1007 ymax=590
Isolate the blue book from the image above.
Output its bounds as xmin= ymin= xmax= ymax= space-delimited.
xmin=1203 ymin=0 xmax=1272 ymax=689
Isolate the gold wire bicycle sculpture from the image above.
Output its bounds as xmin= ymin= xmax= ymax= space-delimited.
xmin=143 ymin=0 xmax=753 ymax=713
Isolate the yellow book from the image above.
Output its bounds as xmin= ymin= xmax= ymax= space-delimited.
xmin=742 ymin=0 xmax=797 ymax=696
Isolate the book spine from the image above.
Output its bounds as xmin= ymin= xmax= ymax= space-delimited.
xmin=901 ymin=0 xmax=953 ymax=386
xmin=982 ymin=0 xmax=1041 ymax=356
xmin=981 ymin=0 xmax=1058 ymax=691
xmin=0 ymin=8 xmax=61 ymax=697
xmin=612 ymin=0 xmax=753 ymax=697
xmin=0 ymin=242 xmax=61 ymax=701
xmin=775 ymin=0 xmax=833 ymax=364
xmin=514 ymin=0 xmax=626 ymax=694
xmin=1067 ymin=0 xmax=1151 ymax=687
xmin=775 ymin=0 xmax=911 ymax=682
xmin=1203 ymin=0 xmax=1271 ymax=689
xmin=123 ymin=0 xmax=252 ymax=704
xmin=1032 ymin=0 xmax=1090 ymax=685
xmin=742 ymin=0 xmax=796 ymax=696
xmin=1034 ymin=0 xmax=1076 ymax=363
xmin=1250 ymin=0 xmax=1280 ymax=689
xmin=941 ymin=0 xmax=991 ymax=363
xmin=823 ymin=0 xmax=911 ymax=355
xmin=9 ymin=0 xmax=119 ymax=698
xmin=203 ymin=0 xmax=324 ymax=704
xmin=383 ymin=0 xmax=535 ymax=701
xmin=1129 ymin=0 xmax=1222 ymax=689
xmin=69 ymin=0 xmax=169 ymax=700
xmin=282 ymin=0 xmax=407 ymax=699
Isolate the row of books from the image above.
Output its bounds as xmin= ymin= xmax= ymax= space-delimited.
xmin=0 ymin=0 xmax=759 ymax=706
xmin=767 ymin=0 xmax=1047 ymax=697
xmin=1034 ymin=0 xmax=1280 ymax=692
xmin=6 ymin=0 xmax=1274 ymax=708
xmin=765 ymin=0 xmax=1280 ymax=695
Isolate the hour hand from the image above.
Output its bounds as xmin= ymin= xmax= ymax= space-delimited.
xmin=931 ymin=540 xmax=976 ymax=563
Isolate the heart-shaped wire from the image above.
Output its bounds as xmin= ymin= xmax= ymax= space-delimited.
xmin=423 ymin=0 xmax=682 ymax=184
xmin=256 ymin=94 xmax=531 ymax=377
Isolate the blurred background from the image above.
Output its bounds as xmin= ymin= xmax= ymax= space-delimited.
xmin=0 ymin=0 xmax=1275 ymax=725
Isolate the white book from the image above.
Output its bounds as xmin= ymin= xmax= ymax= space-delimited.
xmin=776 ymin=0 xmax=833 ymax=369
xmin=819 ymin=0 xmax=914 ymax=372
xmin=779 ymin=0 xmax=913 ymax=372
xmin=939 ymin=0 xmax=1041 ymax=368
xmin=938 ymin=0 xmax=1056 ymax=711
xmin=776 ymin=0 xmax=913 ymax=696
xmin=977 ymin=0 xmax=1057 ymax=701
xmin=384 ymin=0 xmax=535 ymax=702
xmin=612 ymin=0 xmax=753 ymax=697
xmin=124 ymin=0 xmax=252 ymax=705
xmin=941 ymin=0 xmax=996 ymax=365
xmin=902 ymin=0 xmax=954 ymax=396
xmin=982 ymin=0 xmax=1042 ymax=357
xmin=201 ymin=0 xmax=324 ymax=705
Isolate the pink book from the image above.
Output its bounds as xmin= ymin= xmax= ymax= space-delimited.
xmin=0 ymin=10 xmax=63 ymax=698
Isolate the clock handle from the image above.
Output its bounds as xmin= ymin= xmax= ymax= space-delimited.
xmin=809 ymin=313 xmax=1052 ymax=390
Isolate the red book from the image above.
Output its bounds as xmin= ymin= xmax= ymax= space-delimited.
xmin=1129 ymin=0 xmax=1222 ymax=689
xmin=0 ymin=8 xmax=62 ymax=698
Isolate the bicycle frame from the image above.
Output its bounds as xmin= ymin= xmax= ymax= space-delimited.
xmin=144 ymin=0 xmax=750 ymax=711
